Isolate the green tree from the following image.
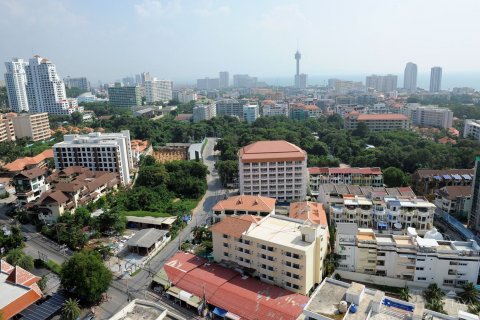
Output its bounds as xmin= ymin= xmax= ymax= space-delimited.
xmin=352 ymin=122 xmax=369 ymax=137
xmin=399 ymin=287 xmax=411 ymax=302
xmin=6 ymin=249 xmax=34 ymax=270
xmin=424 ymin=283 xmax=445 ymax=302
xmin=216 ymin=160 xmax=238 ymax=186
xmin=71 ymin=111 xmax=83 ymax=125
xmin=425 ymin=298 xmax=445 ymax=314
xmin=38 ymin=276 xmax=48 ymax=291
xmin=61 ymin=251 xmax=112 ymax=303
xmin=383 ymin=167 xmax=408 ymax=187
xmin=61 ymin=298 xmax=81 ymax=320
xmin=459 ymin=282 xmax=479 ymax=304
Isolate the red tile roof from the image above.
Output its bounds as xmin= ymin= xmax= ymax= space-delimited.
xmin=163 ymin=252 xmax=207 ymax=284
xmin=289 ymin=201 xmax=328 ymax=226
xmin=164 ymin=252 xmax=308 ymax=320
xmin=239 ymin=140 xmax=306 ymax=163
xmin=209 ymin=216 xmax=254 ymax=238
xmin=212 ymin=195 xmax=276 ymax=213
xmin=4 ymin=149 xmax=53 ymax=172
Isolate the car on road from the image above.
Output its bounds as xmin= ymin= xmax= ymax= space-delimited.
xmin=23 ymin=235 xmax=30 ymax=241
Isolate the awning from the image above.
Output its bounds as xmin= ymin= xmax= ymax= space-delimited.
xmin=167 ymin=286 xmax=181 ymax=298
xmin=433 ymin=175 xmax=442 ymax=180
xmin=452 ymin=174 xmax=462 ymax=180
xmin=378 ymin=222 xmax=387 ymax=228
xmin=213 ymin=307 xmax=228 ymax=317
xmin=443 ymin=175 xmax=452 ymax=180
xmin=463 ymin=174 xmax=472 ymax=180
xmin=179 ymin=290 xmax=193 ymax=302
xmin=152 ymin=268 xmax=170 ymax=287
xmin=226 ymin=312 xmax=242 ymax=320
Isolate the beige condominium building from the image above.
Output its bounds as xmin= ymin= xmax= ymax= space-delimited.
xmin=345 ymin=112 xmax=410 ymax=131
xmin=209 ymin=214 xmax=329 ymax=295
xmin=0 ymin=114 xmax=16 ymax=142
xmin=238 ymin=140 xmax=308 ymax=202
xmin=10 ymin=112 xmax=51 ymax=141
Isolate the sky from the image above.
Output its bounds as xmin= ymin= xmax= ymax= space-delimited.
xmin=1 ymin=0 xmax=480 ymax=87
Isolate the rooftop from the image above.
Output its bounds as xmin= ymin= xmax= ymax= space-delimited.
xmin=108 ymin=299 xmax=167 ymax=320
xmin=212 ymin=195 xmax=276 ymax=213
xmin=4 ymin=149 xmax=53 ymax=172
xmin=308 ymin=167 xmax=382 ymax=175
xmin=209 ymin=216 xmax=254 ymax=238
xmin=356 ymin=114 xmax=409 ymax=121
xmin=289 ymin=201 xmax=328 ymax=226
xmin=126 ymin=228 xmax=168 ymax=248
xmin=239 ymin=140 xmax=306 ymax=162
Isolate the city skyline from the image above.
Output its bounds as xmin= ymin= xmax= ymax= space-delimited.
xmin=1 ymin=0 xmax=480 ymax=85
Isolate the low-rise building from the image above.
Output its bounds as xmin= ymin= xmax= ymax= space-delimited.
xmin=130 ymin=139 xmax=152 ymax=165
xmin=435 ymin=185 xmax=472 ymax=216
xmin=10 ymin=112 xmax=51 ymax=141
xmin=125 ymin=228 xmax=169 ymax=256
xmin=109 ymin=299 xmax=167 ymax=320
xmin=243 ymin=104 xmax=259 ymax=123
xmin=411 ymin=168 xmax=474 ymax=195
xmin=28 ymin=166 xmax=119 ymax=222
xmin=13 ymin=168 xmax=49 ymax=205
xmin=211 ymin=195 xmax=276 ymax=223
xmin=345 ymin=112 xmax=410 ymax=131
xmin=0 ymin=260 xmax=43 ymax=320
xmin=216 ymin=99 xmax=246 ymax=119
xmin=308 ymin=167 xmax=383 ymax=196
xmin=463 ymin=119 xmax=480 ymax=140
xmin=335 ymin=223 xmax=480 ymax=289
xmin=289 ymin=104 xmax=322 ymax=120
xmin=209 ymin=214 xmax=329 ymax=295
xmin=3 ymin=149 xmax=53 ymax=174
xmin=262 ymin=101 xmax=289 ymax=117
xmin=193 ymin=103 xmax=216 ymax=123
xmin=318 ymin=184 xmax=435 ymax=235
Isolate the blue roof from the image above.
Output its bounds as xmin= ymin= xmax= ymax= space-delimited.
xmin=452 ymin=174 xmax=462 ymax=180
xmin=463 ymin=174 xmax=472 ymax=180
xmin=443 ymin=175 xmax=452 ymax=180
xmin=433 ymin=175 xmax=442 ymax=180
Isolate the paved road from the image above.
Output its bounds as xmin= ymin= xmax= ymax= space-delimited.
xmin=97 ymin=137 xmax=226 ymax=319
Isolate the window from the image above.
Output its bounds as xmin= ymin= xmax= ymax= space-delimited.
xmin=223 ymin=234 xmax=229 ymax=239
xmin=443 ymin=279 xmax=454 ymax=285
xmin=244 ymin=240 xmax=250 ymax=245
xmin=285 ymin=252 xmax=292 ymax=257
xmin=293 ymin=263 xmax=300 ymax=269
xmin=261 ymin=254 xmax=267 ymax=259
xmin=267 ymin=276 xmax=274 ymax=281
xmin=286 ymin=261 xmax=292 ymax=267
xmin=416 ymin=267 xmax=424 ymax=271
xmin=417 ymin=277 xmax=426 ymax=281
xmin=244 ymin=249 xmax=250 ymax=254
xmin=223 ymin=243 xmax=229 ymax=248
xmin=224 ymin=252 xmax=229 ymax=257
xmin=377 ymin=252 xmax=386 ymax=256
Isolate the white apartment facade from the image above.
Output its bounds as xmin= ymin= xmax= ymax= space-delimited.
xmin=192 ymin=103 xmax=216 ymax=123
xmin=318 ymin=184 xmax=435 ymax=235
xmin=243 ymin=104 xmax=259 ymax=123
xmin=345 ymin=113 xmax=410 ymax=131
xmin=403 ymin=103 xmax=453 ymax=129
xmin=0 ymin=114 xmax=16 ymax=142
xmin=25 ymin=56 xmax=80 ymax=115
xmin=239 ymin=140 xmax=308 ymax=202
xmin=216 ymin=99 xmax=246 ymax=119
xmin=4 ymin=58 xmax=29 ymax=112
xmin=10 ymin=112 xmax=51 ymax=141
xmin=210 ymin=214 xmax=329 ymax=295
xmin=12 ymin=168 xmax=49 ymax=205
xmin=464 ymin=119 xmax=480 ymax=140
xmin=335 ymin=223 xmax=480 ymax=289
xmin=262 ymin=102 xmax=289 ymax=117
xmin=145 ymin=79 xmax=173 ymax=103
xmin=175 ymin=90 xmax=197 ymax=103
xmin=53 ymin=130 xmax=133 ymax=185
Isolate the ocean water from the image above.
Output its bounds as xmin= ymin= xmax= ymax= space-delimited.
xmin=259 ymin=73 xmax=480 ymax=90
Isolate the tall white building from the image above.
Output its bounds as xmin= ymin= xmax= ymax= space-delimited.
xmin=219 ymin=71 xmax=229 ymax=88
xmin=25 ymin=56 xmax=80 ymax=115
xmin=365 ymin=74 xmax=397 ymax=92
xmin=239 ymin=140 xmax=308 ymax=202
xmin=243 ymin=105 xmax=259 ymax=123
xmin=192 ymin=103 xmax=216 ymax=123
xmin=430 ymin=66 xmax=442 ymax=92
xmin=463 ymin=119 xmax=480 ymax=140
xmin=4 ymin=58 xmax=29 ymax=112
xmin=145 ymin=78 xmax=173 ymax=103
xmin=403 ymin=103 xmax=453 ymax=129
xmin=262 ymin=101 xmax=289 ymax=117
xmin=53 ymin=130 xmax=133 ymax=186
xmin=403 ymin=62 xmax=417 ymax=92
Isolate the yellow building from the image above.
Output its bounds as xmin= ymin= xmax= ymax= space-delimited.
xmin=210 ymin=214 xmax=329 ymax=295
xmin=10 ymin=112 xmax=51 ymax=141
xmin=0 ymin=114 xmax=16 ymax=142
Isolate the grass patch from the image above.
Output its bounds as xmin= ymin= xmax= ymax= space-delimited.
xmin=45 ymin=259 xmax=62 ymax=275
xmin=130 ymin=268 xmax=141 ymax=277
xmin=182 ymin=199 xmax=201 ymax=211
xmin=121 ymin=211 xmax=174 ymax=218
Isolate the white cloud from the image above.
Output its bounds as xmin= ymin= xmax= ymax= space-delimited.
xmin=260 ymin=4 xmax=313 ymax=34
xmin=134 ymin=0 xmax=182 ymax=17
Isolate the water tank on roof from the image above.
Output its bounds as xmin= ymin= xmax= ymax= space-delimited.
xmin=339 ymin=301 xmax=348 ymax=313
xmin=424 ymin=227 xmax=444 ymax=240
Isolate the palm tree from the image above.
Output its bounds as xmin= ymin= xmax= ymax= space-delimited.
xmin=424 ymin=283 xmax=444 ymax=302
xmin=426 ymin=298 xmax=445 ymax=314
xmin=399 ymin=286 xmax=411 ymax=302
xmin=61 ymin=298 xmax=81 ymax=320
xmin=459 ymin=282 xmax=479 ymax=305
xmin=468 ymin=302 xmax=480 ymax=315
xmin=6 ymin=248 xmax=23 ymax=265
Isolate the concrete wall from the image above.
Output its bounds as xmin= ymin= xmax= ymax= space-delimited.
xmin=335 ymin=270 xmax=430 ymax=289
xmin=108 ymin=299 xmax=168 ymax=320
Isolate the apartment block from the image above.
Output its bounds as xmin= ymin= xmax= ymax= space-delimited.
xmin=335 ymin=223 xmax=480 ymax=289
xmin=4 ymin=58 xmax=29 ymax=112
xmin=411 ymin=168 xmax=474 ymax=195
xmin=210 ymin=214 xmax=329 ymax=295
xmin=262 ymin=101 xmax=289 ymax=117
xmin=145 ymin=79 xmax=173 ymax=103
xmin=211 ymin=195 xmax=276 ymax=223
xmin=345 ymin=112 xmax=410 ymax=131
xmin=174 ymin=89 xmax=197 ymax=103
xmin=196 ymin=78 xmax=219 ymax=90
xmin=10 ymin=112 xmax=51 ymax=141
xmin=216 ymin=99 xmax=247 ymax=119
xmin=434 ymin=186 xmax=471 ymax=216
xmin=289 ymin=104 xmax=322 ymax=120
xmin=243 ymin=104 xmax=259 ymax=123
xmin=308 ymin=167 xmax=383 ymax=196
xmin=192 ymin=103 xmax=216 ymax=123
xmin=403 ymin=103 xmax=453 ymax=129
xmin=317 ymin=184 xmax=435 ymax=235
xmin=108 ymin=86 xmax=142 ymax=107
xmin=53 ymin=130 xmax=133 ymax=185
xmin=365 ymin=74 xmax=398 ymax=92
xmin=239 ymin=140 xmax=308 ymax=202
xmin=0 ymin=114 xmax=16 ymax=142
xmin=463 ymin=119 xmax=480 ymax=140
xmin=64 ymin=76 xmax=89 ymax=91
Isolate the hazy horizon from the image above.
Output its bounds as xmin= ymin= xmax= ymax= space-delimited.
xmin=2 ymin=0 xmax=480 ymax=87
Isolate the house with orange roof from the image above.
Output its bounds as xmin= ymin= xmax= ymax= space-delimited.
xmin=211 ymin=195 xmax=276 ymax=223
xmin=0 ymin=259 xmax=43 ymax=320
xmin=3 ymin=149 xmax=53 ymax=174
xmin=209 ymin=214 xmax=329 ymax=295
xmin=437 ymin=136 xmax=457 ymax=145
xmin=289 ymin=201 xmax=328 ymax=227
xmin=131 ymin=139 xmax=152 ymax=165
